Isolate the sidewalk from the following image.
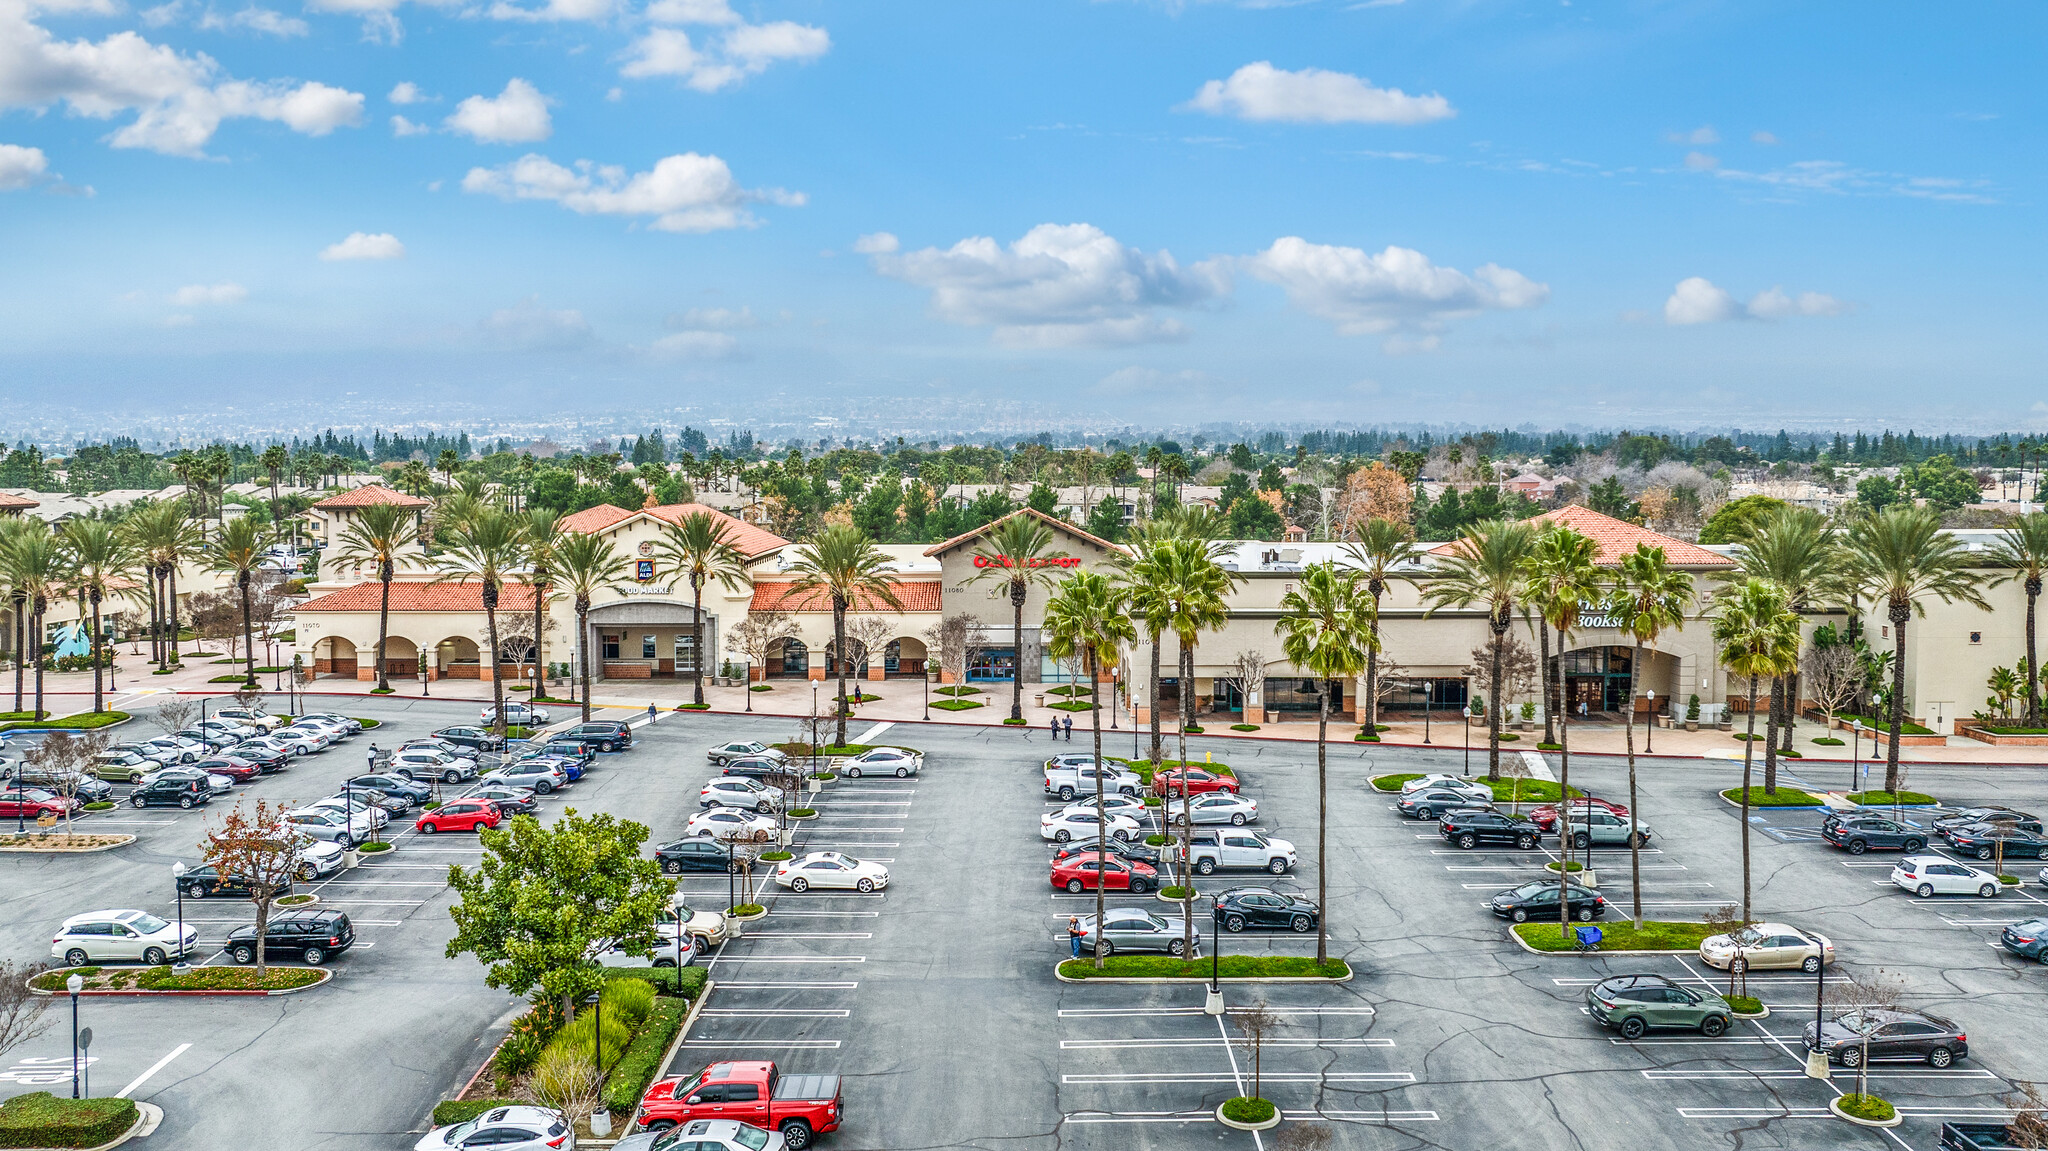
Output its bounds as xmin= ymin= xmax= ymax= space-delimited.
xmin=23 ymin=649 xmax=2047 ymax=768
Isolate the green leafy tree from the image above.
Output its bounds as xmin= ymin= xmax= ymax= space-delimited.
xmin=652 ymin=511 xmax=750 ymax=706
xmin=1854 ymin=475 xmax=1900 ymax=514
xmin=1714 ymin=578 xmax=1802 ymax=926
xmin=852 ymin=481 xmax=903 ymax=540
xmin=1989 ymin=512 xmax=2048 ymax=726
xmin=203 ymin=517 xmax=266 ymax=688
xmin=966 ymin=513 xmax=1071 ymax=723
xmin=1084 ymin=495 xmax=1125 ymax=543
xmin=1278 ymin=562 xmax=1376 ymax=965
xmin=331 ymin=503 xmax=420 ymax=692
xmin=1585 ymin=476 xmax=1637 ymax=520
xmin=1734 ymin=506 xmax=1844 ymax=777
xmin=1844 ymin=505 xmax=1989 ymax=792
xmin=0 ymin=520 xmax=59 ymax=718
xmin=445 ymin=809 xmax=674 ymax=1019
xmin=788 ymin=524 xmax=904 ymax=746
xmin=1042 ymin=572 xmax=1137 ymax=966
xmin=122 ymin=500 xmax=204 ymax=671
xmin=1608 ymin=544 xmax=1695 ymax=928
xmin=1423 ymin=520 xmax=1539 ymax=781
xmin=1902 ymin=454 xmax=1980 ymax=510
xmin=1227 ymin=443 xmax=1256 ymax=472
xmin=1026 ymin=483 xmax=1059 ymax=516
xmin=1697 ymin=494 xmax=1788 ymax=545
xmin=1227 ymin=494 xmax=1285 ymax=540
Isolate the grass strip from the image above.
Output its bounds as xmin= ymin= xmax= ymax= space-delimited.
xmin=0 ymin=1092 xmax=138 ymax=1149
xmin=1513 ymin=920 xmax=1716 ymax=952
xmin=932 ymin=699 xmax=984 ymax=711
xmin=0 ymin=711 xmax=129 ymax=733
xmin=1370 ymin=773 xmax=1423 ymax=792
xmin=1058 ymin=955 xmax=1349 ymax=979
xmin=1720 ymin=786 xmax=1826 ymax=807
xmin=1846 ymin=790 xmax=1940 ymax=806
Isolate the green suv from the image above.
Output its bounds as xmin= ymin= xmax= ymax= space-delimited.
xmin=1586 ymin=973 xmax=1733 ymax=1039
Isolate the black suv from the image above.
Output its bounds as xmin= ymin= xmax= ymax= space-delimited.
xmin=226 ymin=910 xmax=355 ymax=965
xmin=179 ymin=864 xmax=291 ymax=900
xmin=559 ymin=722 xmax=633 ymax=751
xmin=1440 ymin=810 xmax=1541 ymax=850
xmin=1945 ymin=822 xmax=2048 ymax=861
xmin=655 ymin=837 xmax=740 ymax=875
xmin=1213 ymin=887 xmax=1319 ymax=933
xmin=1935 ymin=807 xmax=2040 ymax=835
xmin=345 ymin=774 xmax=432 ymax=807
xmin=1805 ymin=1007 xmax=1968 ymax=1068
xmin=1822 ymin=814 xmax=1927 ymax=855
xmin=130 ymin=777 xmax=209 ymax=809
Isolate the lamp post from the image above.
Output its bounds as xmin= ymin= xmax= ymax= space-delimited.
xmin=171 ymin=862 xmax=189 ymax=973
xmin=744 ymin=660 xmax=753 ymax=713
xmin=922 ymin=664 xmax=929 ymax=722
xmin=66 ymin=973 xmax=82 ymax=1098
xmin=1204 ymin=891 xmax=1224 ymax=1016
xmin=1850 ymin=721 xmax=1864 ymax=796
xmin=1462 ymin=707 xmax=1472 ymax=776
xmin=1645 ymin=690 xmax=1655 ymax=755
xmin=1422 ymin=683 xmax=1432 ymax=745
xmin=1806 ymin=939 xmax=1830 ymax=1080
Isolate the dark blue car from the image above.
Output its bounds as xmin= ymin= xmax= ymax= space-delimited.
xmin=2002 ymin=917 xmax=2048 ymax=963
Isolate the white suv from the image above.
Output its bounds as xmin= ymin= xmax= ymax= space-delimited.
xmin=389 ymin=748 xmax=478 ymax=785
xmin=51 ymin=909 xmax=198 ymax=967
xmin=213 ymin=707 xmax=284 ymax=732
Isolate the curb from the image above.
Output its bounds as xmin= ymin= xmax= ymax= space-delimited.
xmin=28 ymin=967 xmax=333 ymax=997
xmin=1731 ymin=1005 xmax=1771 ymax=1019
xmin=1053 ymin=960 xmax=1352 ymax=985
xmin=1215 ymin=1101 xmax=1282 ymax=1132
xmin=47 ymin=1100 xmax=164 ymax=1151
xmin=275 ymin=894 xmax=321 ymax=908
xmin=1715 ymin=790 xmax=1829 ymax=813
xmin=1505 ymin=926 xmax=1695 ymax=957
xmin=1829 ymin=1096 xmax=1904 ymax=1128
xmin=0 ymin=834 xmax=136 ymax=854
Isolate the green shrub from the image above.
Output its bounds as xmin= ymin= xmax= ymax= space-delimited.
xmin=1002 ymin=717 xmax=1027 ymax=725
xmin=1159 ymin=885 xmax=1193 ymax=900
xmin=749 ymin=684 xmax=773 ymax=691
xmin=0 ymin=1092 xmax=138 ymax=1149
xmin=1371 ymin=773 xmax=1423 ymax=792
xmin=788 ymin=808 xmax=817 ymax=818
xmin=601 ymin=996 xmax=688 ymax=1114
xmin=1049 ymin=701 xmax=1091 ymax=712
xmin=603 ymin=966 xmax=707 ymax=1000
xmin=936 ymin=685 xmax=982 ymax=696
xmin=1846 ymin=790 xmax=1939 ymax=806
xmin=600 ymin=977 xmax=656 ymax=1030
xmin=548 ymin=1002 xmax=631 ymax=1068
xmin=1219 ymin=1096 xmax=1276 ymax=1124
xmin=82 ymin=801 xmax=113 ymax=811
xmin=1231 ymin=723 xmax=1259 ymax=731
xmin=729 ymin=902 xmax=766 ymax=916
xmin=932 ymin=699 xmax=984 ymax=711
xmin=1720 ymin=786 xmax=1824 ymax=807
xmin=1512 ymin=920 xmax=1717 ymax=952
xmin=1727 ymin=995 xmax=1763 ymax=1015
xmin=493 ymin=1008 xmax=556 ymax=1078
xmin=1812 ymin=736 xmax=1845 ymax=745
xmin=209 ymin=674 xmax=250 ymax=683
xmin=432 ymin=1099 xmax=522 ymax=1128
xmin=1058 ymin=956 xmax=1350 ymax=979
xmin=1837 ymin=1093 xmax=1895 ymax=1122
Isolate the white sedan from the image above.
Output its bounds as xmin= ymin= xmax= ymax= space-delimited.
xmin=686 ymin=807 xmax=779 ymax=842
xmin=267 ymin=729 xmax=330 ymax=756
xmin=1400 ymin=773 xmax=1473 ymax=795
xmin=700 ymin=778 xmax=785 ymax=812
xmin=775 ymin=850 xmax=889 ymax=893
xmin=1169 ymin=793 xmax=1260 ymax=826
xmin=1041 ymin=808 xmax=1142 ymax=843
xmin=1893 ymin=855 xmax=2003 ymax=898
xmin=1399 ymin=775 xmax=1491 ymax=805
xmin=1056 ymin=795 xmax=1149 ymax=822
xmin=838 ymin=747 xmax=922 ymax=778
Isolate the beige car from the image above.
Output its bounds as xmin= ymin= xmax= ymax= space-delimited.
xmin=1699 ymin=922 xmax=1835 ymax=973
xmin=666 ymin=902 xmax=729 ymax=947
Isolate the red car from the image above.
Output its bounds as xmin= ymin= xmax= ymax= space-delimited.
xmin=1152 ymin=768 xmax=1239 ymax=797
xmin=191 ymin=757 xmax=261 ymax=783
xmin=1528 ymin=797 xmax=1629 ymax=832
xmin=0 ymin=787 xmax=79 ymax=820
xmin=415 ymin=799 xmax=501 ymax=834
xmin=1051 ymin=853 xmax=1158 ymax=894
xmin=637 ymin=1060 xmax=842 ymax=1149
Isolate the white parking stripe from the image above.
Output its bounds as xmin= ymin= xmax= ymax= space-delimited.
xmin=714 ymin=981 xmax=858 ymax=989
xmin=115 ymin=1043 xmax=190 ymax=1099
xmin=1061 ymin=1038 xmax=1392 ymax=1049
xmin=741 ymin=932 xmax=872 ymax=939
xmin=710 ymin=956 xmax=867 ymax=963
xmin=702 ymin=1010 xmax=852 ymax=1018
xmin=682 ymin=1040 xmax=842 ymax=1049
xmin=1064 ymin=1072 xmax=1413 ymax=1084
xmin=1285 ymin=1111 xmax=1440 ymax=1123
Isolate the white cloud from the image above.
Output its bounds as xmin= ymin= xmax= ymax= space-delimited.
xmin=647 ymin=330 xmax=736 ymax=359
xmin=620 ymin=3 xmax=828 ymax=91
xmin=1667 ymin=125 xmax=1718 ymax=145
xmin=1186 ymin=62 xmax=1453 ymax=125
xmin=851 ymin=231 xmax=898 ymax=254
xmin=1663 ymin=277 xmax=1845 ymax=324
xmin=671 ymin=305 xmax=755 ymax=329
xmin=388 ymin=80 xmax=420 ymax=104
xmin=488 ymin=0 xmax=612 ymax=22
xmin=1242 ymin=236 xmax=1547 ymax=348
xmin=1683 ymin=150 xmax=1718 ymax=170
xmin=390 ymin=113 xmax=427 ymax=136
xmin=0 ymin=143 xmax=50 ymax=189
xmin=197 ymin=7 xmax=308 ymax=35
xmin=867 ymin=223 xmax=1230 ymax=348
xmin=1099 ymin=366 xmax=1216 ymax=393
xmin=445 ymin=78 xmax=551 ymax=143
xmin=170 ymin=281 xmax=246 ymax=305
xmin=463 ymin=151 xmax=801 ymax=232
xmin=0 ymin=5 xmax=366 ymax=157
xmin=1751 ymin=130 xmax=1779 ymax=145
xmin=319 ymin=231 xmax=404 ymax=260
xmin=139 ymin=1 xmax=183 ymax=25
xmin=300 ymin=0 xmax=459 ymax=42
xmin=482 ymin=297 xmax=592 ymax=350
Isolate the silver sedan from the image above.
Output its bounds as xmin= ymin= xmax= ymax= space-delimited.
xmin=1168 ymin=792 xmax=1259 ymax=826
xmin=1074 ymin=908 xmax=1197 ymax=958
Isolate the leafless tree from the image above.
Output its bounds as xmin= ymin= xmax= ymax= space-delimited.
xmin=150 ymin=697 xmax=198 ymax=735
xmin=1233 ymin=1000 xmax=1280 ymax=1102
xmin=0 ymin=960 xmax=53 ymax=1061
xmin=2002 ymin=1081 xmax=2048 ymax=1148
xmin=1802 ymin=642 xmax=1862 ymax=729
xmin=843 ymin=616 xmax=893 ymax=684
xmin=1826 ymin=968 xmax=1905 ymax=1101
xmin=924 ymin=613 xmax=988 ymax=697
xmin=1465 ymin=632 xmax=1539 ymax=715
xmin=729 ymin=610 xmax=800 ymax=685
xmin=520 ymin=1051 xmax=602 ymax=1133
xmin=1217 ymin=650 xmax=1265 ymax=723
xmin=1702 ymin=904 xmax=1747 ymax=998
xmin=22 ymin=731 xmax=109 ymax=838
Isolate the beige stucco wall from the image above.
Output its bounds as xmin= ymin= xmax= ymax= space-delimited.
xmin=1859 ymin=563 xmax=2013 ymax=734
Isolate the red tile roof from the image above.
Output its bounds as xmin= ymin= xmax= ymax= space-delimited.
xmin=556 ymin=503 xmax=788 ymax=558
xmin=311 ymin=484 xmax=432 ymax=510
xmin=0 ymin=492 xmax=39 ymax=510
xmin=296 ymin=581 xmax=543 ymax=613
xmin=1428 ymin=505 xmax=1731 ymax=567
xmin=748 ymin=580 xmax=941 ymax=614
xmin=923 ymin=507 xmax=1124 ymax=557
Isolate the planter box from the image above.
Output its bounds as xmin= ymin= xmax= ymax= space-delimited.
xmin=1871 ymin=729 xmax=1947 ymax=747
xmin=1959 ymin=727 xmax=2048 ymax=746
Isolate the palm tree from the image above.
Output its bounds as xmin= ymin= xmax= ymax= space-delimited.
xmin=966 ymin=514 xmax=1071 ymax=722
xmin=331 ymin=504 xmax=420 ymax=693
xmin=1042 ymin=571 xmax=1138 ymax=967
xmin=124 ymin=500 xmax=203 ymax=670
xmin=1345 ymin=519 xmax=1420 ymax=739
xmin=1278 ymin=561 xmax=1376 ymax=965
xmin=0 ymin=520 xmax=59 ymax=718
xmin=1714 ymin=578 xmax=1802 ymax=926
xmin=1990 ymin=512 xmax=2048 ymax=727
xmin=203 ymin=517 xmax=266 ymax=688
xmin=787 ymin=525 xmax=903 ymax=747
xmin=259 ymin=444 xmax=288 ymax=529
xmin=1735 ymin=506 xmax=1843 ymax=786
xmin=1608 ymin=543 xmax=1695 ymax=929
xmin=521 ymin=511 xmax=565 ymax=700
xmin=1844 ymin=505 xmax=1990 ymax=793
xmin=1124 ymin=536 xmax=1236 ymax=881
xmin=554 ymin=532 xmax=626 ymax=722
xmin=1519 ymin=524 xmax=1602 ymax=926
xmin=59 ymin=520 xmax=138 ymax=713
xmin=1423 ymin=519 xmax=1539 ymax=781
xmin=652 ymin=511 xmax=750 ymax=706
xmin=1 ymin=517 xmax=33 ymax=712
xmin=433 ymin=510 xmax=528 ymax=734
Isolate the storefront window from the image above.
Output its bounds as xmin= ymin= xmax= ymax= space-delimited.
xmin=602 ymin=633 xmax=620 ymax=660
xmin=642 ymin=634 xmax=657 ymax=659
xmin=969 ymin=648 xmax=1017 ymax=681
xmin=1263 ymin=677 xmax=1345 ymax=713
xmin=674 ymin=633 xmax=697 ymax=673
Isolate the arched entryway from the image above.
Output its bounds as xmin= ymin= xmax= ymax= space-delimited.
xmin=884 ymin=637 xmax=926 ymax=677
xmin=380 ymin=636 xmax=419 ymax=678
xmin=1561 ymin=646 xmax=1677 ymax=719
xmin=771 ymin=637 xmax=809 ymax=678
xmin=313 ymin=636 xmax=357 ymax=679
xmin=436 ymin=635 xmax=482 ymax=679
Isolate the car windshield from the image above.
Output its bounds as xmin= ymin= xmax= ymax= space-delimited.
xmin=732 ymin=1124 xmax=771 ymax=1150
xmin=442 ymin=1119 xmax=482 ymax=1143
xmin=1509 ymin=882 xmax=1549 ymax=897
xmin=128 ymin=913 xmax=169 ymax=933
xmin=1729 ymin=926 xmax=1767 ymax=946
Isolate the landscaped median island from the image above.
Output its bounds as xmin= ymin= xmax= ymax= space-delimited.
xmin=1057 ymin=956 xmax=1351 ymax=980
xmin=1511 ymin=920 xmax=1718 ymax=952
xmin=1846 ymin=790 xmax=1940 ymax=806
xmin=0 ymin=832 xmax=133 ymax=852
xmin=32 ymin=964 xmax=328 ymax=993
xmin=1112 ymin=758 xmax=1236 ymax=787
xmin=1369 ymin=773 xmax=1580 ymax=805
xmin=0 ymin=1091 xmax=139 ymax=1149
xmin=0 ymin=709 xmax=129 ymax=734
xmin=1720 ymin=786 xmax=1827 ymax=807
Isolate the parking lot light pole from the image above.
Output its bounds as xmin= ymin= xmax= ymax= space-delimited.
xmin=171 ymin=862 xmax=188 ymax=973
xmin=66 ymin=974 xmax=82 ymax=1098
xmin=1806 ymin=946 xmax=1830 ymax=1080
xmin=1645 ymin=690 xmax=1655 ymax=754
xmin=1461 ymin=708 xmax=1472 ymax=776
xmin=1850 ymin=721 xmax=1863 ymax=794
xmin=1205 ymin=893 xmax=1224 ymax=1016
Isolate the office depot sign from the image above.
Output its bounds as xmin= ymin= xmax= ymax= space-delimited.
xmin=973 ymin=555 xmax=1081 ymax=569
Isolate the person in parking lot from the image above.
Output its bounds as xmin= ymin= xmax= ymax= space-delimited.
xmin=1063 ymin=716 xmax=1073 ymax=741
xmin=1049 ymin=716 xmax=1059 ymax=740
xmin=1068 ymin=916 xmax=1085 ymax=958
xmin=648 ymin=703 xmax=657 ymax=724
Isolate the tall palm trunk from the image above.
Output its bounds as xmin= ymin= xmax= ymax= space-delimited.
xmin=1741 ymin=675 xmax=1759 ymax=925
xmin=690 ymin=573 xmax=706 ymax=706
xmin=1366 ymin=584 xmax=1385 ymax=736
xmin=31 ymin=596 xmax=46 ymax=720
xmin=1090 ymin=648 xmax=1107 ymax=969
xmin=12 ymin=592 xmax=24 ymax=712
xmin=1009 ymin=580 xmax=1027 ymax=721
xmin=238 ymin=572 xmax=255 ymax=687
xmin=1315 ymin=682 xmax=1330 ymax=964
xmin=1761 ymin=676 xmax=1781 ymax=794
xmin=1538 ymin=619 xmax=1555 ymax=746
xmin=89 ymin=591 xmax=104 ymax=713
xmin=577 ymin=595 xmax=593 ymax=722
xmin=1177 ymin=638 xmax=1194 ymax=914
xmin=1486 ymin=607 xmax=1507 ymax=781
xmin=1556 ymin=689 xmax=1573 ymax=937
xmin=1780 ymin=667 xmax=1800 ymax=756
xmin=2027 ymin=576 xmax=2042 ymax=727
xmin=375 ymin=559 xmax=393 ymax=692
xmin=1625 ymin=641 xmax=1644 ymax=928
xmin=1885 ymin=600 xmax=1909 ymax=794
xmin=145 ymin=576 xmax=161 ymax=669
xmin=1147 ymin=631 xmax=1163 ymax=766
xmin=532 ymin=574 xmax=548 ymax=702
xmin=832 ymin=595 xmax=850 ymax=748
xmin=166 ymin=566 xmax=180 ymax=666
xmin=482 ymin=583 xmax=504 ymax=734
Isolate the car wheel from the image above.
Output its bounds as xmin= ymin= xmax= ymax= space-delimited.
xmin=1111 ymin=829 xmax=1132 ymax=842
xmin=421 ymin=823 xmax=438 ymax=834
xmin=392 ymin=769 xmax=413 ymax=781
xmin=178 ymin=796 xmax=195 ymax=809
xmin=847 ymin=767 xmax=862 ymax=778
xmin=231 ymin=945 xmax=255 ymax=964
xmin=1979 ymin=846 xmax=1996 ymax=861
xmin=536 ymin=782 xmax=553 ymax=794
xmin=756 ymin=802 xmax=772 ymax=814
xmin=1225 ymin=914 xmax=1246 ymax=933
xmin=857 ymin=878 xmax=876 ymax=893
xmin=1902 ymin=838 xmax=1925 ymax=853
xmin=790 ymin=877 xmax=810 ymax=893
xmin=443 ymin=770 xmax=461 ymax=785
xmin=1266 ymin=858 xmax=1287 ymax=875
xmin=296 ymin=863 xmax=315 ymax=882
xmin=138 ymin=946 xmax=166 ymax=966
xmin=1097 ymin=939 xmax=1114 ymax=957
xmin=181 ymin=884 xmax=204 ymax=900
xmin=1929 ymin=1046 xmax=1954 ymax=1068
xmin=728 ymin=861 xmax=744 ymax=874
xmin=1918 ymin=883 xmax=1935 ymax=898
xmin=896 ymin=767 xmax=911 ymax=778
xmin=1168 ymin=939 xmax=1186 ymax=957
xmin=1576 ymin=907 xmax=1596 ymax=923
xmin=1518 ymin=835 xmax=1536 ymax=849
xmin=1415 ymin=807 xmax=1433 ymax=821
xmin=1619 ymin=1016 xmax=1647 ymax=1040
xmin=1290 ymin=914 xmax=1312 ymax=933
xmin=1054 ymin=829 xmax=1071 ymax=844
xmin=1230 ymin=813 xmax=1247 ymax=826
xmin=1458 ymin=834 xmax=1477 ymax=849
xmin=1197 ymin=859 xmax=1217 ymax=876
xmin=645 ymin=1121 xmax=675 ymax=1134
xmin=1129 ymin=879 xmax=1150 ymax=894
xmin=1067 ymin=879 xmax=1085 ymax=893
xmin=1573 ymin=833 xmax=1590 ymax=850
xmin=1800 ymin=954 xmax=1823 ymax=973
xmin=303 ymin=947 xmax=326 ymax=964
xmin=1848 ymin=839 xmax=1868 ymax=855
xmin=2037 ymin=950 xmax=2048 ymax=966
xmin=1058 ymin=787 xmax=1075 ymax=802
xmin=660 ymin=859 xmax=684 ymax=875
xmin=1633 ymin=832 xmax=1650 ymax=848
xmin=1981 ymin=884 xmax=1999 ymax=898
xmin=780 ymin=1120 xmax=814 ymax=1150
xmin=64 ymin=949 xmax=88 ymax=967
xmin=1840 ymin=1046 xmax=1863 ymax=1069
xmin=1700 ymin=1016 xmax=1727 ymax=1038
xmin=130 ymin=795 xmax=145 ymax=808
xmin=1512 ymin=908 xmax=1529 ymax=923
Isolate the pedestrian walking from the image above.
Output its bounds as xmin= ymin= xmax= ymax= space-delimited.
xmin=1050 ymin=715 xmax=1059 ymax=739
xmin=1062 ymin=715 xmax=1074 ymax=741
xmin=1068 ymin=916 xmax=1086 ymax=958
xmin=648 ymin=702 xmax=657 ymax=724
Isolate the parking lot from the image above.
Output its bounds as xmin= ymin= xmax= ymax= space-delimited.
xmin=7 ymin=700 xmax=2048 ymax=1149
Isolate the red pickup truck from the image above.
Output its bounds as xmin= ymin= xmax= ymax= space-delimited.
xmin=636 ymin=1061 xmax=843 ymax=1149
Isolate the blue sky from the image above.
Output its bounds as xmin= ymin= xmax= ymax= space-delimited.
xmin=2 ymin=0 xmax=2040 ymax=432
